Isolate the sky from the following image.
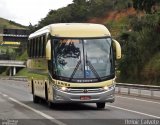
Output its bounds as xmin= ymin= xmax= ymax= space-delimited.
xmin=0 ymin=0 xmax=73 ymax=26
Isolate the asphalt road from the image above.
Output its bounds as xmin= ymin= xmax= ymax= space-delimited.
xmin=0 ymin=79 xmax=160 ymax=125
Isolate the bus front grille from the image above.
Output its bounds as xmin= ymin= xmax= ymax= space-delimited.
xmin=67 ymin=88 xmax=104 ymax=93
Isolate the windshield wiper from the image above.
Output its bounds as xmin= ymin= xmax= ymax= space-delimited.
xmin=69 ymin=60 xmax=81 ymax=81
xmin=85 ymin=53 xmax=101 ymax=81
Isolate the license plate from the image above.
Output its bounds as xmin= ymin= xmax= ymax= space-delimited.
xmin=80 ymin=96 xmax=91 ymax=100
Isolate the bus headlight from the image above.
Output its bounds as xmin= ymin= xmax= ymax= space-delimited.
xmin=103 ymin=84 xmax=115 ymax=91
xmin=103 ymin=86 xmax=109 ymax=90
xmin=61 ymin=86 xmax=67 ymax=91
xmin=53 ymin=85 xmax=68 ymax=92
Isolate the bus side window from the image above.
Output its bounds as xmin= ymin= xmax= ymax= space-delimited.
xmin=35 ymin=38 xmax=37 ymax=57
xmin=37 ymin=37 xmax=40 ymax=57
xmin=34 ymin=38 xmax=36 ymax=57
xmin=29 ymin=39 xmax=31 ymax=57
xmin=42 ymin=35 xmax=46 ymax=57
xmin=38 ymin=37 xmax=41 ymax=57
xmin=27 ymin=40 xmax=30 ymax=57
xmin=40 ymin=36 xmax=43 ymax=57
xmin=32 ymin=38 xmax=35 ymax=58
xmin=30 ymin=40 xmax=32 ymax=57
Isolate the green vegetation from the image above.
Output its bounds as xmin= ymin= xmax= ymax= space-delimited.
xmin=133 ymin=0 xmax=160 ymax=14
xmin=31 ymin=0 xmax=132 ymax=31
xmin=0 ymin=17 xmax=27 ymax=29
xmin=16 ymin=50 xmax=28 ymax=61
xmin=105 ymin=16 xmax=130 ymax=37
xmin=118 ymin=1 xmax=160 ymax=85
xmin=16 ymin=68 xmax=48 ymax=80
xmin=0 ymin=46 xmax=15 ymax=54
xmin=142 ymin=53 xmax=160 ymax=84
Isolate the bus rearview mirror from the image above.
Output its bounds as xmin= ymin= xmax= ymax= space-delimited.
xmin=46 ymin=40 xmax=51 ymax=60
xmin=113 ymin=39 xmax=121 ymax=60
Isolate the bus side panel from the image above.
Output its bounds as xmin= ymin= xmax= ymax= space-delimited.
xmin=32 ymin=79 xmax=46 ymax=99
xmin=27 ymin=57 xmax=49 ymax=100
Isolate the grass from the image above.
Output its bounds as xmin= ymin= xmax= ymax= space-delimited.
xmin=16 ymin=68 xmax=48 ymax=80
xmin=16 ymin=50 xmax=28 ymax=61
xmin=144 ymin=52 xmax=160 ymax=72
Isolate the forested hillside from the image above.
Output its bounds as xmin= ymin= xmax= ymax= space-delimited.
xmin=118 ymin=0 xmax=160 ymax=85
xmin=31 ymin=0 xmax=132 ymax=30
xmin=0 ymin=17 xmax=26 ymax=29
xmin=29 ymin=0 xmax=160 ymax=85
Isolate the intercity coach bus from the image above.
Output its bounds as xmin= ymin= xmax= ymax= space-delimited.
xmin=27 ymin=23 xmax=121 ymax=109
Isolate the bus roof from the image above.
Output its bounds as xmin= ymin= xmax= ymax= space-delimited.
xmin=29 ymin=23 xmax=111 ymax=39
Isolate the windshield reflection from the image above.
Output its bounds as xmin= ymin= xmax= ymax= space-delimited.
xmin=52 ymin=38 xmax=114 ymax=82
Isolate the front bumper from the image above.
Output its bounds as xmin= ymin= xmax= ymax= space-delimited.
xmin=52 ymin=87 xmax=115 ymax=103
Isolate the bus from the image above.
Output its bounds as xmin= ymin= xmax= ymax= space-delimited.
xmin=27 ymin=23 xmax=121 ymax=109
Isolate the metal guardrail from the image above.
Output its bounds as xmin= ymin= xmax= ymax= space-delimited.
xmin=0 ymin=77 xmax=160 ymax=99
xmin=0 ymin=60 xmax=25 ymax=64
xmin=116 ymin=83 xmax=160 ymax=99
xmin=0 ymin=60 xmax=26 ymax=67
xmin=0 ymin=76 xmax=28 ymax=82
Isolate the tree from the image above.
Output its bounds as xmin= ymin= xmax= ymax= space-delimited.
xmin=119 ymin=14 xmax=160 ymax=84
xmin=132 ymin=0 xmax=159 ymax=13
xmin=70 ymin=0 xmax=89 ymax=22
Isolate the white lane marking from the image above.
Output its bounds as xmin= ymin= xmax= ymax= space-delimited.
xmin=106 ymin=104 xmax=160 ymax=119
xmin=8 ymin=97 xmax=66 ymax=125
xmin=116 ymin=95 xmax=160 ymax=105
xmin=2 ymin=94 xmax=8 ymax=97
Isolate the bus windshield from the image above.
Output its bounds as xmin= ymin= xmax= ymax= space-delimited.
xmin=52 ymin=38 xmax=114 ymax=82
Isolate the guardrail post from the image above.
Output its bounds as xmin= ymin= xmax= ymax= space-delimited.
xmin=138 ymin=89 xmax=141 ymax=96
xmin=128 ymin=88 xmax=130 ymax=94
xmin=151 ymin=90 xmax=154 ymax=98
xmin=118 ymin=87 xmax=121 ymax=93
xmin=13 ymin=67 xmax=16 ymax=76
xmin=9 ymin=67 xmax=12 ymax=76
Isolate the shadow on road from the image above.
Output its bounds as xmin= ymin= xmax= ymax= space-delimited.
xmin=23 ymin=100 xmax=110 ymax=111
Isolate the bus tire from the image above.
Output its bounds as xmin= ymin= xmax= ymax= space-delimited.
xmin=47 ymin=101 xmax=54 ymax=108
xmin=32 ymin=81 xmax=39 ymax=103
xmin=33 ymin=95 xmax=39 ymax=103
xmin=31 ymin=80 xmax=34 ymax=94
xmin=96 ymin=102 xmax=105 ymax=109
xmin=45 ymin=83 xmax=48 ymax=101
xmin=45 ymin=83 xmax=53 ymax=108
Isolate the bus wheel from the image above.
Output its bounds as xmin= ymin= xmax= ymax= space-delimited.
xmin=96 ymin=102 xmax=105 ymax=109
xmin=33 ymin=95 xmax=39 ymax=103
xmin=47 ymin=101 xmax=54 ymax=108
